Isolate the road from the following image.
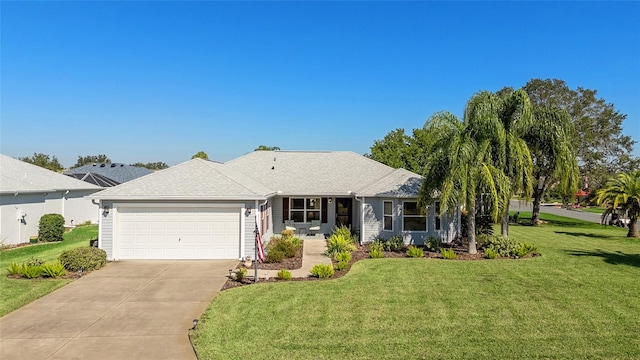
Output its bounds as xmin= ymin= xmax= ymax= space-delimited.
xmin=509 ymin=199 xmax=602 ymax=224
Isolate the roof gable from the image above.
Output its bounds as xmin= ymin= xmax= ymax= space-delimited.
xmin=64 ymin=163 xmax=153 ymax=184
xmin=0 ymin=154 xmax=102 ymax=193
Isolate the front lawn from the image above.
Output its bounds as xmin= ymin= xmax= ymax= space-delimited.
xmin=191 ymin=215 xmax=640 ymax=359
xmin=0 ymin=225 xmax=98 ymax=317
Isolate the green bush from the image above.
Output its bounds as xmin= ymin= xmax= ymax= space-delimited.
xmin=334 ymin=259 xmax=348 ymax=271
xmin=310 ymin=264 xmax=334 ymax=278
xmin=6 ymin=262 xmax=23 ymax=275
xmin=41 ymin=261 xmax=67 ymax=278
xmin=332 ymin=225 xmax=356 ymax=243
xmin=277 ymin=269 xmax=292 ymax=280
xmin=38 ymin=213 xmax=65 ymax=242
xmin=235 ymin=267 xmax=247 ymax=282
xmin=514 ymin=242 xmax=538 ymax=257
xmin=484 ymin=248 xmax=498 ymax=259
xmin=21 ymin=264 xmax=43 ymax=279
xmin=482 ymin=235 xmax=517 ymax=257
xmin=325 ymin=234 xmax=356 ymax=257
xmin=333 ymin=251 xmax=351 ymax=263
xmin=266 ymin=249 xmax=285 ymax=263
xmin=425 ymin=236 xmax=442 ymax=252
xmin=378 ymin=236 xmax=404 ymax=252
xmin=440 ymin=248 xmax=457 ymax=260
xmin=406 ymin=246 xmax=424 ymax=258
xmin=267 ymin=236 xmax=300 ymax=258
xmin=281 ymin=229 xmax=295 ymax=238
xmin=369 ymin=249 xmax=384 ymax=258
xmin=25 ymin=257 xmax=44 ymax=267
xmin=58 ymin=247 xmax=107 ymax=272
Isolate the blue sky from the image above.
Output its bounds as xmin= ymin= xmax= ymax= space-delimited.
xmin=2 ymin=1 xmax=639 ymax=167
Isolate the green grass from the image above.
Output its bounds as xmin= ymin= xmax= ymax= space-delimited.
xmin=0 ymin=225 xmax=97 ymax=316
xmin=191 ymin=215 xmax=640 ymax=359
xmin=581 ymin=206 xmax=607 ymax=214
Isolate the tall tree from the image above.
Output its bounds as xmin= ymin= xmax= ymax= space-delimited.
xmin=72 ymin=154 xmax=111 ymax=168
xmin=419 ymin=111 xmax=511 ymax=254
xmin=255 ymin=145 xmax=281 ymax=151
xmin=596 ymin=170 xmax=640 ymax=238
xmin=368 ymin=129 xmax=418 ymax=172
xmin=130 ymin=162 xmax=169 ymax=170
xmin=503 ymin=78 xmax=638 ymax=190
xmin=19 ymin=153 xmax=63 ymax=172
xmin=524 ymin=106 xmax=580 ymax=225
xmin=466 ymin=90 xmax=534 ymax=237
xmin=191 ymin=151 xmax=209 ymax=160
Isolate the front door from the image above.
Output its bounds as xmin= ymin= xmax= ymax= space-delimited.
xmin=335 ymin=198 xmax=352 ymax=228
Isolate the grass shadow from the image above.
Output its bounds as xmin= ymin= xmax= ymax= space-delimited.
xmin=554 ymin=231 xmax=619 ymax=240
xmin=565 ymin=249 xmax=640 ymax=268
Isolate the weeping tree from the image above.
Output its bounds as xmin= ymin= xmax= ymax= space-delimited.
xmin=419 ymin=111 xmax=511 ymax=254
xmin=465 ymin=90 xmax=534 ymax=237
xmin=524 ymin=106 xmax=580 ymax=225
xmin=596 ymin=170 xmax=640 ymax=238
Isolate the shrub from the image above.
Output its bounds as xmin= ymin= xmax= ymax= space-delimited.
xmin=514 ymin=242 xmax=538 ymax=257
xmin=25 ymin=257 xmax=44 ymax=267
xmin=266 ymin=249 xmax=285 ymax=263
xmin=332 ymin=225 xmax=355 ymax=242
xmin=281 ymin=229 xmax=295 ymax=238
xmin=21 ymin=264 xmax=43 ymax=279
xmin=334 ymin=260 xmax=348 ymax=271
xmin=287 ymin=236 xmax=302 ymax=249
xmin=58 ymin=247 xmax=107 ymax=272
xmin=277 ymin=269 xmax=292 ymax=280
xmin=38 ymin=213 xmax=65 ymax=242
xmin=267 ymin=236 xmax=300 ymax=258
xmin=235 ymin=267 xmax=247 ymax=282
xmin=333 ymin=251 xmax=351 ymax=263
xmin=325 ymin=234 xmax=356 ymax=257
xmin=6 ymin=262 xmax=23 ymax=275
xmin=406 ymin=246 xmax=424 ymax=258
xmin=41 ymin=261 xmax=67 ymax=278
xmin=369 ymin=249 xmax=384 ymax=258
xmin=482 ymin=235 xmax=517 ymax=257
xmin=440 ymin=248 xmax=457 ymax=260
xmin=378 ymin=236 xmax=404 ymax=252
xmin=484 ymin=248 xmax=499 ymax=259
xmin=310 ymin=264 xmax=334 ymax=278
xmin=425 ymin=236 xmax=442 ymax=252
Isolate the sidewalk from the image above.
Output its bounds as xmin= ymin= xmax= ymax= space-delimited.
xmin=251 ymin=237 xmax=332 ymax=280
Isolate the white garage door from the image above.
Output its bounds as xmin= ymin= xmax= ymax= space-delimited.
xmin=117 ymin=207 xmax=240 ymax=260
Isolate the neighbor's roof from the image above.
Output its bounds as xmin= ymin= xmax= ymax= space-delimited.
xmin=0 ymin=154 xmax=102 ymax=194
xmin=64 ymin=163 xmax=153 ymax=184
xmin=91 ymin=158 xmax=276 ymax=200
xmin=227 ymin=151 xmax=422 ymax=197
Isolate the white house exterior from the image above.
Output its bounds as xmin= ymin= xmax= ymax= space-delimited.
xmin=91 ymin=151 xmax=461 ymax=261
xmin=0 ymin=154 xmax=102 ymax=245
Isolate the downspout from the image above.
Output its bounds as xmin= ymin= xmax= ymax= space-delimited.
xmin=92 ymin=199 xmax=101 ymax=249
xmin=353 ymin=193 xmax=365 ymax=245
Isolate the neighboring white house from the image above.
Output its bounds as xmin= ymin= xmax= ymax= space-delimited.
xmin=91 ymin=151 xmax=461 ymax=261
xmin=0 ymin=154 xmax=102 ymax=245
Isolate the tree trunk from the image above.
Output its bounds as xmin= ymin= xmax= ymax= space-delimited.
xmin=627 ymin=216 xmax=638 ymax=238
xmin=468 ymin=202 xmax=477 ymax=254
xmin=501 ymin=210 xmax=509 ymax=237
xmin=531 ymin=182 xmax=545 ymax=225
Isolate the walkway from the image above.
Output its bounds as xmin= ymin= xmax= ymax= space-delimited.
xmin=509 ymin=199 xmax=602 ymax=223
xmin=0 ymin=260 xmax=237 ymax=360
xmin=251 ymin=236 xmax=332 ymax=280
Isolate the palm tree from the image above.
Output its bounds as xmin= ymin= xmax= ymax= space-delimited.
xmin=419 ymin=111 xmax=511 ymax=254
xmin=465 ymin=90 xmax=534 ymax=236
xmin=596 ymin=170 xmax=640 ymax=238
xmin=524 ymin=106 xmax=580 ymax=225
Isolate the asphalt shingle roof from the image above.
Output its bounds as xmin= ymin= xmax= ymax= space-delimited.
xmin=0 ymin=154 xmax=102 ymax=194
xmin=64 ymin=163 xmax=153 ymax=184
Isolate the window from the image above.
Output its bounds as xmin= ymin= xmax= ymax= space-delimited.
xmin=435 ymin=201 xmax=441 ymax=230
xmin=403 ymin=201 xmax=426 ymax=231
xmin=383 ymin=201 xmax=393 ymax=231
xmin=290 ymin=197 xmax=321 ymax=223
xmin=260 ymin=202 xmax=270 ymax=234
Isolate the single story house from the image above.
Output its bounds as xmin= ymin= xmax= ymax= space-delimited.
xmin=64 ymin=163 xmax=153 ymax=187
xmin=91 ymin=151 xmax=460 ymax=260
xmin=0 ymin=154 xmax=102 ymax=245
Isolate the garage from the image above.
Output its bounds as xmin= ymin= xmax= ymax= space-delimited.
xmin=117 ymin=207 xmax=241 ymax=260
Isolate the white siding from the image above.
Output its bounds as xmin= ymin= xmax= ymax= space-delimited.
xmin=0 ymin=193 xmax=45 ymax=245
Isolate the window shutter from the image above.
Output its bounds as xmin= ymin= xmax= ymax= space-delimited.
xmin=321 ymin=197 xmax=328 ymax=223
xmin=283 ymin=197 xmax=289 ymax=221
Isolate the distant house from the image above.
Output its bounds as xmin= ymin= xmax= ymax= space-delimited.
xmin=0 ymin=154 xmax=102 ymax=245
xmin=64 ymin=163 xmax=153 ymax=187
xmin=92 ymin=151 xmax=461 ymax=261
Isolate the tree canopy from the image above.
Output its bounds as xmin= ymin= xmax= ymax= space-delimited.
xmin=596 ymin=170 xmax=640 ymax=238
xmin=19 ymin=153 xmax=63 ymax=172
xmin=71 ymin=154 xmax=111 ymax=168
xmin=191 ymin=151 xmax=209 ymax=160
xmin=130 ymin=162 xmax=169 ymax=170
xmin=255 ymin=145 xmax=281 ymax=151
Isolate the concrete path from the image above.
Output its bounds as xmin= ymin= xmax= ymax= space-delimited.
xmin=251 ymin=238 xmax=332 ymax=280
xmin=509 ymin=199 xmax=602 ymax=223
xmin=0 ymin=260 xmax=237 ymax=360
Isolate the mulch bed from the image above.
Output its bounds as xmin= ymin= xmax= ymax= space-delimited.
xmin=219 ymin=237 xmax=537 ymax=291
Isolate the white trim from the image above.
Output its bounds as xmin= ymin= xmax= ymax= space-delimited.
xmin=112 ymin=202 xmax=244 ymax=209
xmin=402 ymin=200 xmax=428 ymax=233
xmin=288 ymin=197 xmax=322 ymax=223
xmin=382 ymin=200 xmax=393 ymax=232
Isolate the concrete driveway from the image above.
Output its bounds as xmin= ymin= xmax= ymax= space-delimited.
xmin=0 ymin=260 xmax=237 ymax=360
